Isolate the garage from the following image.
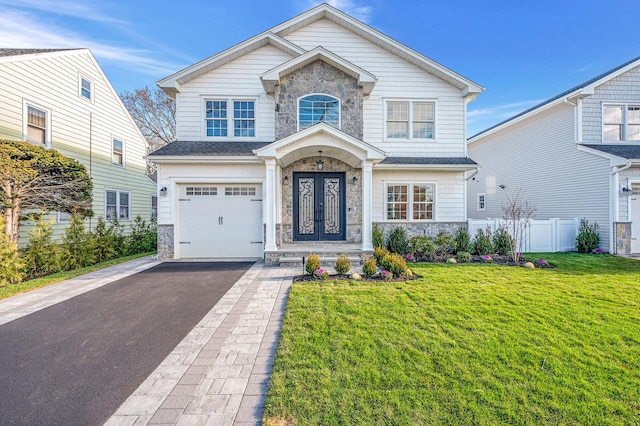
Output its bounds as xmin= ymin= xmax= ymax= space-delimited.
xmin=177 ymin=184 xmax=263 ymax=258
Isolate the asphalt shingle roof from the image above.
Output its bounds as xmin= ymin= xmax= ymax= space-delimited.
xmin=0 ymin=48 xmax=79 ymax=57
xmin=582 ymin=144 xmax=640 ymax=160
xmin=379 ymin=157 xmax=478 ymax=165
xmin=148 ymin=141 xmax=272 ymax=156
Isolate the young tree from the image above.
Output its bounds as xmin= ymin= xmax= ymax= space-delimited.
xmin=0 ymin=139 xmax=93 ymax=243
xmin=120 ymin=86 xmax=176 ymax=159
xmin=502 ymin=188 xmax=537 ymax=262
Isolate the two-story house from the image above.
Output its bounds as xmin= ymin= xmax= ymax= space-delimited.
xmin=0 ymin=48 xmax=157 ymax=243
xmin=468 ymin=56 xmax=640 ymax=254
xmin=150 ymin=3 xmax=483 ymax=263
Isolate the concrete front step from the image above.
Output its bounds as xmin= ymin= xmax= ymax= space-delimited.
xmin=278 ymin=256 xmax=363 ymax=267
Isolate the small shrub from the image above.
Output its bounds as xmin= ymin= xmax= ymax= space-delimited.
xmin=453 ymin=227 xmax=472 ymax=254
xmin=305 ymin=254 xmax=321 ymax=275
xmin=93 ymin=216 xmax=116 ymax=263
xmin=408 ymin=235 xmax=436 ymax=261
xmin=362 ymin=257 xmax=377 ymax=276
xmin=381 ymin=270 xmax=392 ymax=281
xmin=576 ymin=219 xmax=599 ymax=253
xmin=0 ymin=216 xmax=25 ymax=286
xmin=435 ymin=232 xmax=456 ymax=256
xmin=313 ymin=268 xmax=329 ymax=280
xmin=61 ymin=214 xmax=96 ymax=270
xmin=387 ymin=226 xmax=409 ymax=254
xmin=473 ymin=227 xmax=494 ymax=255
xmin=446 ymin=257 xmax=457 ymax=264
xmin=481 ymin=255 xmax=493 ymax=263
xmin=493 ymin=226 xmax=513 ymax=255
xmin=455 ymin=251 xmax=471 ymax=263
xmin=22 ymin=215 xmax=61 ymax=278
xmin=127 ymin=216 xmax=157 ymax=255
xmin=334 ymin=254 xmax=350 ymax=275
xmin=372 ymin=224 xmax=384 ymax=248
xmin=374 ymin=246 xmax=389 ymax=265
xmin=383 ymin=253 xmax=408 ymax=278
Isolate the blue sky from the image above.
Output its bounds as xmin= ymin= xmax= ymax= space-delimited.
xmin=1 ymin=0 xmax=638 ymax=136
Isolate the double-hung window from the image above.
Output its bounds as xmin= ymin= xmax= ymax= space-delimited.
xmin=112 ymin=138 xmax=124 ymax=166
xmin=604 ymin=104 xmax=640 ymax=142
xmin=80 ymin=77 xmax=93 ymax=101
xmin=386 ymin=183 xmax=434 ymax=220
xmin=299 ymin=94 xmax=340 ymax=130
xmin=386 ymin=100 xmax=435 ymax=140
xmin=24 ymin=101 xmax=51 ymax=147
xmin=106 ymin=190 xmax=130 ymax=221
xmin=205 ymin=99 xmax=255 ymax=137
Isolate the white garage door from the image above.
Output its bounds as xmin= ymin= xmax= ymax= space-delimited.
xmin=178 ymin=184 xmax=263 ymax=258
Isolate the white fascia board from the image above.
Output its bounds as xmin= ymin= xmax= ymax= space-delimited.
xmin=260 ymin=46 xmax=377 ymax=95
xmin=157 ymin=33 xmax=305 ymax=91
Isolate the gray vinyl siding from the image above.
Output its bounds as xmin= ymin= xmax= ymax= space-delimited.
xmin=468 ymin=103 xmax=612 ymax=251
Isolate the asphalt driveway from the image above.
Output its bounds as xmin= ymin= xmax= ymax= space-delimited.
xmin=0 ymin=261 xmax=253 ymax=425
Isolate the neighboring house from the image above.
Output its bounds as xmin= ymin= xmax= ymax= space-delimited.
xmin=0 ymin=48 xmax=157 ymax=243
xmin=468 ymin=56 xmax=640 ymax=254
xmin=150 ymin=3 xmax=484 ymax=263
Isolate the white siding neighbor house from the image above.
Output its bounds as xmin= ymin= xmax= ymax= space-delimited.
xmin=150 ymin=3 xmax=484 ymax=263
xmin=468 ymin=56 xmax=640 ymax=254
xmin=0 ymin=48 xmax=157 ymax=242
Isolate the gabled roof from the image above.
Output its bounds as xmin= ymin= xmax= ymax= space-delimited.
xmin=260 ymin=46 xmax=377 ymax=95
xmin=0 ymin=48 xmax=79 ymax=57
xmin=157 ymin=3 xmax=483 ymax=98
xmin=469 ymin=56 xmax=640 ymax=142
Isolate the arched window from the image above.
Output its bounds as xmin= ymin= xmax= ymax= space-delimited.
xmin=299 ymin=94 xmax=340 ymax=130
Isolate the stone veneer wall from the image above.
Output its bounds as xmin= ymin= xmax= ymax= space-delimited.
xmin=274 ymin=60 xmax=363 ymax=140
xmin=374 ymin=222 xmax=468 ymax=241
xmin=281 ymin=157 xmax=362 ymax=244
xmin=157 ymin=224 xmax=174 ymax=260
xmin=615 ymin=222 xmax=632 ymax=255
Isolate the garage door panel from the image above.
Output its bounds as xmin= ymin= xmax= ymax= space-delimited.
xmin=178 ymin=185 xmax=262 ymax=258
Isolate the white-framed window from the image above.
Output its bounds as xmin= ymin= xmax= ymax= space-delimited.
xmin=603 ymin=104 xmax=640 ymax=142
xmin=57 ymin=212 xmax=72 ymax=223
xmin=79 ymin=76 xmax=93 ymax=101
xmin=298 ymin=94 xmax=340 ymax=130
xmin=385 ymin=100 xmax=435 ymax=140
xmin=477 ymin=193 xmax=486 ymax=211
xmin=186 ymin=186 xmax=217 ymax=196
xmin=23 ymin=100 xmax=51 ymax=147
xmin=112 ymin=138 xmax=124 ymax=167
xmin=386 ymin=183 xmax=435 ymax=220
xmin=151 ymin=195 xmax=157 ymax=220
xmin=205 ymin=99 xmax=255 ymax=137
xmin=224 ymin=186 xmax=256 ymax=196
xmin=105 ymin=190 xmax=130 ymax=221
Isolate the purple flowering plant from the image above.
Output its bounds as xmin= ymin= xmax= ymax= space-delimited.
xmin=481 ymin=255 xmax=493 ymax=263
xmin=381 ymin=270 xmax=392 ymax=281
xmin=314 ymin=268 xmax=329 ymax=280
xmin=406 ymin=254 xmax=415 ymax=262
xmin=535 ymin=258 xmax=548 ymax=265
xmin=592 ymin=248 xmax=604 ymax=254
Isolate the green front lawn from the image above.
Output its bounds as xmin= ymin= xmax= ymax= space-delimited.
xmin=263 ymin=253 xmax=640 ymax=425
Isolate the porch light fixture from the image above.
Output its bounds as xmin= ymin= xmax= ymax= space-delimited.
xmin=352 ymin=176 xmax=358 ymax=185
xmin=160 ymin=186 xmax=168 ymax=196
xmin=317 ymin=151 xmax=324 ymax=171
xmin=283 ymin=176 xmax=289 ymax=185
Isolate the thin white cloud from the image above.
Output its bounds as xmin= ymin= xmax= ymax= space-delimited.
xmin=468 ymin=99 xmax=545 ymax=120
xmin=305 ymin=0 xmax=378 ymax=22
xmin=0 ymin=0 xmax=125 ymax=24
xmin=0 ymin=8 xmax=179 ymax=76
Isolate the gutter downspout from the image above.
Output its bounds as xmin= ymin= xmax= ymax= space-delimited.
xmin=610 ymin=161 xmax=632 ymax=253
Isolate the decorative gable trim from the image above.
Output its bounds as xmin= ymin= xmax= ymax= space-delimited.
xmin=261 ymin=46 xmax=377 ymax=95
xmin=157 ymin=33 xmax=306 ymax=98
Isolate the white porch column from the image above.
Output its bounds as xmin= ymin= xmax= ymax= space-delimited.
xmin=361 ymin=160 xmax=373 ymax=251
xmin=264 ymin=158 xmax=277 ymax=251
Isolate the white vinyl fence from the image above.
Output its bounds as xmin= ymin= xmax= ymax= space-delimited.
xmin=468 ymin=218 xmax=579 ymax=252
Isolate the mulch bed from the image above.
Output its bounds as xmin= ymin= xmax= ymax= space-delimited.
xmin=292 ymin=255 xmax=555 ymax=283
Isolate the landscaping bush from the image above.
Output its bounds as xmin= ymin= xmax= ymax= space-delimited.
xmin=455 ymin=251 xmax=471 ymax=263
xmin=127 ymin=216 xmax=157 ymax=255
xmin=61 ymin=214 xmax=96 ymax=270
xmin=110 ymin=218 xmax=127 ymax=257
xmin=473 ymin=227 xmax=494 ymax=255
xmin=576 ymin=218 xmax=600 ymax=253
xmin=374 ymin=246 xmax=389 ymax=265
xmin=362 ymin=257 xmax=377 ymax=276
xmin=0 ymin=216 xmax=25 ymax=286
xmin=408 ymin=235 xmax=436 ymax=261
xmin=334 ymin=254 xmax=350 ymax=275
xmin=493 ymin=226 xmax=513 ymax=255
xmin=93 ymin=216 xmax=117 ymax=263
xmin=22 ymin=215 xmax=61 ymax=278
xmin=305 ymin=254 xmax=321 ymax=275
xmin=453 ymin=227 xmax=472 ymax=254
xmin=372 ymin=224 xmax=384 ymax=248
xmin=435 ymin=231 xmax=456 ymax=256
xmin=387 ymin=226 xmax=409 ymax=254
xmin=382 ymin=253 xmax=408 ymax=278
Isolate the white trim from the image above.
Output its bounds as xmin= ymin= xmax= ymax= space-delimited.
xmin=22 ymin=99 xmax=52 ymax=148
xmin=384 ymin=181 xmax=437 ymax=222
xmin=78 ymin=74 xmax=94 ymax=103
xmin=383 ymin=98 xmax=437 ymax=142
xmin=477 ymin=193 xmax=486 ymax=211
xmin=111 ymin=137 xmax=126 ymax=168
xmin=105 ymin=188 xmax=131 ymax=221
xmin=201 ymin=96 xmax=258 ymax=140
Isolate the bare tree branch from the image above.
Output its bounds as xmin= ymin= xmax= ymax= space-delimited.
xmin=501 ymin=188 xmax=537 ymax=262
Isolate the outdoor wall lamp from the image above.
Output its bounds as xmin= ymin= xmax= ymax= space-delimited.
xmin=283 ymin=176 xmax=289 ymax=185
xmin=317 ymin=150 xmax=324 ymax=171
xmin=352 ymin=176 xmax=358 ymax=185
xmin=160 ymin=186 xmax=168 ymax=196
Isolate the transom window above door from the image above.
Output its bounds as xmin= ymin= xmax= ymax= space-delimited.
xmin=205 ymin=99 xmax=255 ymax=138
xmin=299 ymin=94 xmax=340 ymax=130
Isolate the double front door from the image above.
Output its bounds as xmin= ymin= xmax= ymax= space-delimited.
xmin=293 ymin=172 xmax=346 ymax=241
